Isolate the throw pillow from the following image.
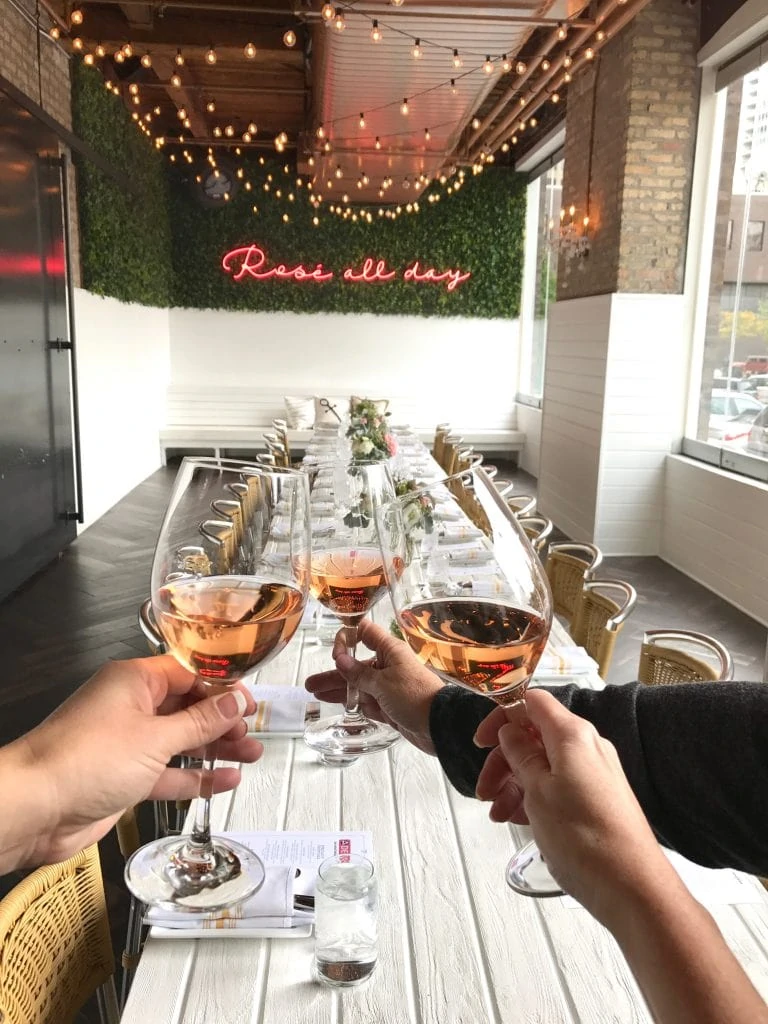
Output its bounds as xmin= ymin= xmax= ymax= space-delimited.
xmin=350 ymin=395 xmax=389 ymax=415
xmin=314 ymin=396 xmax=344 ymax=424
xmin=284 ymin=395 xmax=315 ymax=430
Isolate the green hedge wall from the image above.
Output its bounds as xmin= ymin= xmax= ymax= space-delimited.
xmin=72 ymin=63 xmax=173 ymax=306
xmin=72 ymin=63 xmax=526 ymax=318
xmin=169 ymin=160 xmax=525 ymax=319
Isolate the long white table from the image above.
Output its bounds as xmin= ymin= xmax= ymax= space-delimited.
xmin=122 ymin=441 xmax=768 ymax=1022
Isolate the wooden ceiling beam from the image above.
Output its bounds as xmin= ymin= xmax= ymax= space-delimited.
xmin=72 ymin=10 xmax=298 ymax=51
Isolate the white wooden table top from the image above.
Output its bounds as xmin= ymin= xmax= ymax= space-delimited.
xmin=121 ymin=449 xmax=768 ymax=1023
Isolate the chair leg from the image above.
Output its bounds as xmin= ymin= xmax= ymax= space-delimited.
xmin=97 ymin=976 xmax=121 ymax=1023
xmin=119 ymin=895 xmax=146 ymax=1010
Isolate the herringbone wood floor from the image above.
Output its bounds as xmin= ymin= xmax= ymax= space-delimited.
xmin=1 ymin=460 xmax=766 ymax=1019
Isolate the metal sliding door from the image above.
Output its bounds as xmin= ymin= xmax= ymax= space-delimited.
xmin=0 ymin=90 xmax=80 ymax=602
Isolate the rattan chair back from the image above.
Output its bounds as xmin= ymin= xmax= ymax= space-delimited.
xmin=544 ymin=542 xmax=603 ymax=623
xmin=432 ymin=423 xmax=452 ymax=469
xmin=570 ymin=579 xmax=638 ymax=678
xmin=637 ymin=629 xmax=734 ymax=685
xmin=518 ymin=514 xmax=553 ymax=555
xmin=506 ymin=494 xmax=536 ymax=518
xmin=0 ymin=845 xmax=118 ymax=1024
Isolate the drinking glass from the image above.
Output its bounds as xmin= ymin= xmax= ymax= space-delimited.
xmin=314 ymin=854 xmax=378 ymax=987
xmin=378 ymin=467 xmax=561 ymax=897
xmin=125 ymin=458 xmax=310 ymax=912
xmin=302 ymin=460 xmax=400 ymax=765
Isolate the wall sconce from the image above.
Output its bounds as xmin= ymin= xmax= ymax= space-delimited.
xmin=550 ymin=205 xmax=592 ymax=260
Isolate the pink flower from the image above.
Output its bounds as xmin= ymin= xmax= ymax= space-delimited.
xmin=385 ymin=433 xmax=398 ymax=456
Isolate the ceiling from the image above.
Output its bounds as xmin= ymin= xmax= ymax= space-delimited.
xmin=44 ymin=0 xmax=647 ymax=204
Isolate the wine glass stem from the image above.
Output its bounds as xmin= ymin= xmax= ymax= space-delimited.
xmin=342 ymin=621 xmax=363 ymax=719
xmin=184 ymin=739 xmax=218 ymax=864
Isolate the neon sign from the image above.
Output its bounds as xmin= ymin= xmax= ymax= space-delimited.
xmin=221 ymin=245 xmax=471 ymax=292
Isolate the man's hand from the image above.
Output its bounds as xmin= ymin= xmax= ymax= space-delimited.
xmin=305 ymin=619 xmax=444 ymax=755
xmin=2 ymin=656 xmax=262 ymax=871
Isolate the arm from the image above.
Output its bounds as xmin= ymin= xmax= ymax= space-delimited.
xmin=0 ymin=656 xmax=261 ymax=874
xmin=488 ymin=691 xmax=768 ymax=1024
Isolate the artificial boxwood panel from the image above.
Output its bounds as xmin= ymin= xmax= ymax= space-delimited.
xmin=169 ymin=161 xmax=525 ymax=319
xmin=72 ymin=63 xmax=173 ymax=307
xmin=71 ymin=63 xmax=525 ymax=318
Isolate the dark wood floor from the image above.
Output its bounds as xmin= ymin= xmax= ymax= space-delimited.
xmin=1 ymin=459 xmax=766 ymax=1019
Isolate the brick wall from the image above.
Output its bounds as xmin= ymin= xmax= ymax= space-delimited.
xmin=0 ymin=0 xmax=80 ymax=283
xmin=558 ymin=0 xmax=700 ymax=300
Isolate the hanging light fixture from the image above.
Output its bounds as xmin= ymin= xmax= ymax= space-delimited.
xmin=141 ymin=52 xmax=152 ymax=68
xmin=334 ymin=9 xmax=345 ymax=31
xmin=171 ymin=73 xmax=182 ymax=87
xmin=483 ymin=56 xmax=493 ymax=74
xmin=412 ymin=38 xmax=422 ymax=59
xmin=70 ymin=7 xmax=83 ymax=25
xmin=452 ymin=49 xmax=463 ymax=69
xmin=370 ymin=19 xmax=382 ymax=42
xmin=205 ymin=46 xmax=217 ymax=65
xmin=244 ymin=41 xmax=257 ymax=58
xmin=401 ymin=97 xmax=409 ymax=115
xmin=321 ymin=3 xmax=334 ymax=21
xmin=283 ymin=29 xmax=297 ymax=47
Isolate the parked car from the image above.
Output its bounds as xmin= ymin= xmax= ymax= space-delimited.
xmin=743 ymin=354 xmax=768 ymax=375
xmin=736 ymin=373 xmax=768 ymax=396
xmin=709 ymin=389 xmax=764 ymax=446
xmin=747 ymin=406 xmax=768 ymax=457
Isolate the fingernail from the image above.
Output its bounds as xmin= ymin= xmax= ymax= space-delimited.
xmin=216 ymin=690 xmax=248 ymax=718
xmin=472 ymin=733 xmax=483 ymax=747
xmin=335 ymin=652 xmax=355 ymax=672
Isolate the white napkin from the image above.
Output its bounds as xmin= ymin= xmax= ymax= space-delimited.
xmin=145 ymin=864 xmax=308 ymax=933
xmin=437 ymin=523 xmax=484 ymax=543
xmin=243 ymin=684 xmax=344 ymax=735
xmin=532 ymin=647 xmax=599 ymax=679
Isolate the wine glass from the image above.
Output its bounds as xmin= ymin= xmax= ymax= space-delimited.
xmin=302 ymin=459 xmax=401 ymax=766
xmin=124 ymin=457 xmax=310 ymax=912
xmin=378 ymin=466 xmax=562 ymax=897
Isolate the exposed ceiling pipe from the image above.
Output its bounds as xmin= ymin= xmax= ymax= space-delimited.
xmin=468 ymin=0 xmax=651 ymax=162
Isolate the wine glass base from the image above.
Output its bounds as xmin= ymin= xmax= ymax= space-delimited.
xmin=124 ymin=835 xmax=266 ymax=913
xmin=505 ymin=840 xmax=564 ymax=898
xmin=304 ymin=714 xmax=400 ymax=762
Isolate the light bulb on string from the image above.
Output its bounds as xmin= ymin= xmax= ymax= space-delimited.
xmin=205 ymin=47 xmax=217 ymax=65
xmin=501 ymin=141 xmax=509 ymax=152
xmin=224 ymin=124 xmax=234 ymax=137
xmin=154 ymin=105 xmax=161 ymax=115
xmin=370 ymin=19 xmax=382 ymax=42
xmin=323 ymin=139 xmax=331 ymax=152
xmin=401 ymin=97 xmax=409 ymax=115
xmin=72 ymin=37 xmax=83 ymax=51
xmin=551 ymin=91 xmax=560 ymax=103
xmin=374 ymin=136 xmax=381 ymax=150
xmin=83 ymin=52 xmax=94 ymax=65
xmin=206 ymin=100 xmax=215 ymax=113
xmin=424 ymin=127 xmax=431 ymax=141
xmin=563 ymin=52 xmax=572 ymax=68
xmin=174 ymin=48 xmax=184 ymax=66
xmin=70 ymin=7 xmax=83 ymax=25
xmin=529 ymin=117 xmax=537 ymax=127
xmin=177 ymin=107 xmax=187 ymax=120
xmin=585 ymin=46 xmax=595 ymax=60
xmin=283 ymin=29 xmax=297 ymax=47
xmin=541 ymin=58 xmax=551 ymax=71
xmin=248 ymin=122 xmax=257 ymax=134
xmin=242 ymin=132 xmax=251 ymax=142
xmin=122 ymin=42 xmax=133 ymax=57
xmin=213 ymin=126 xmax=222 ymax=137
xmin=450 ymin=78 xmax=458 ymax=95
xmin=334 ymin=9 xmax=345 ymax=31
xmin=50 ymin=25 xmax=60 ymax=39
xmin=362 ymin=172 xmax=369 ymax=185
xmin=557 ymin=21 xmax=567 ymax=40
xmin=129 ymin=83 xmax=139 ymax=95
xmin=308 ymin=155 xmax=315 ymax=166
xmin=483 ymin=55 xmax=493 ymax=74
xmin=596 ymin=29 xmax=606 ymax=41
xmin=95 ymin=43 xmax=105 ymax=57
xmin=516 ymin=60 xmax=527 ymax=75
xmin=471 ymin=117 xmax=480 ymax=129
xmin=412 ymin=38 xmax=422 ymax=59
xmin=171 ymin=73 xmax=182 ymax=87
xmin=359 ymin=113 xmax=366 ymax=128
xmin=141 ymin=52 xmax=152 ymax=68
xmin=132 ymin=94 xmax=140 ymax=105
xmin=244 ymin=41 xmax=257 ymax=58
xmin=321 ymin=2 xmax=334 ymax=21
xmin=335 ymin=164 xmax=343 ymax=179
xmin=564 ymin=70 xmax=572 ymax=82
xmin=502 ymin=54 xmax=511 ymax=72
xmin=452 ymin=49 xmax=462 ymax=68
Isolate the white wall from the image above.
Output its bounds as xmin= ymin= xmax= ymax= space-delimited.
xmin=74 ymin=289 xmax=170 ymax=528
xmin=516 ymin=404 xmax=542 ymax=477
xmin=167 ymin=308 xmax=520 ymax=430
xmin=662 ymin=455 xmax=768 ymax=627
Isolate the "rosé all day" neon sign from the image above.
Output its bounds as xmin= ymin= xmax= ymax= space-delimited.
xmin=221 ymin=245 xmax=471 ymax=292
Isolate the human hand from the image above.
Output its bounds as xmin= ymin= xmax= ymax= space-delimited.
xmin=9 ymin=656 xmax=262 ymax=868
xmin=304 ymin=619 xmax=444 ymax=755
xmin=475 ymin=690 xmax=679 ymax=925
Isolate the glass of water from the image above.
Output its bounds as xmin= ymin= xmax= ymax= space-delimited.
xmin=314 ymin=854 xmax=378 ymax=987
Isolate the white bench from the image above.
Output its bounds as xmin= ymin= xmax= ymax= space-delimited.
xmin=159 ymin=387 xmax=525 ymax=464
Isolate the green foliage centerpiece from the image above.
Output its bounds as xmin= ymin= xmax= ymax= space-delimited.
xmin=347 ymin=398 xmax=397 ymax=462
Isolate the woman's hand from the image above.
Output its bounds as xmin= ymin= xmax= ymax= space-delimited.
xmin=475 ymin=689 xmax=679 ymax=924
xmin=2 ymin=655 xmax=262 ymax=871
xmin=305 ymin=619 xmax=444 ymax=755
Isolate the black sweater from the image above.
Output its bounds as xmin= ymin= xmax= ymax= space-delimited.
xmin=429 ymin=681 xmax=768 ymax=876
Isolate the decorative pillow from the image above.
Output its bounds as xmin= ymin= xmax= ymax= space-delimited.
xmin=284 ymin=395 xmax=315 ymax=430
xmin=350 ymin=395 xmax=389 ymax=415
xmin=314 ymin=396 xmax=344 ymax=425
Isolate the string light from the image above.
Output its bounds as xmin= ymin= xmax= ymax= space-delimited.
xmin=375 ymin=136 xmax=381 ymax=149
xmin=370 ymin=19 xmax=382 ymax=42
xmin=114 ymin=50 xmax=124 ymax=63
xmin=321 ymin=2 xmax=334 ymax=21
xmin=359 ymin=113 xmax=366 ymax=128
xmin=50 ymin=24 xmax=60 ymax=39
xmin=83 ymin=52 xmax=94 ymax=65
xmin=585 ymin=46 xmax=595 ymax=60
xmin=452 ymin=49 xmax=462 ymax=69
xmin=401 ymin=97 xmax=409 ymax=115
xmin=70 ymin=7 xmax=83 ymax=24
xmin=95 ymin=42 xmax=105 ymax=57
xmin=424 ymin=127 xmax=431 ymax=141
xmin=557 ymin=22 xmax=567 ymax=40
xmin=596 ymin=29 xmax=606 ymax=41
xmin=129 ymin=83 xmax=139 ymax=96
xmin=225 ymin=124 xmax=234 ymax=137
xmin=122 ymin=42 xmax=133 ymax=57
xmin=334 ymin=9 xmax=345 ymax=31
xmin=72 ymin=36 xmax=83 ymax=50
xmin=541 ymin=58 xmax=551 ymax=71
xmin=412 ymin=38 xmax=422 ymax=59
xmin=206 ymin=100 xmax=216 ymax=113
xmin=450 ymin=79 xmax=458 ymax=95
xmin=205 ymin=47 xmax=217 ymax=65
xmin=483 ymin=56 xmax=493 ymax=74
xmin=335 ymin=164 xmax=343 ymax=179
xmin=248 ymin=122 xmax=257 ymax=134
xmin=563 ymin=53 xmax=573 ymax=68
xmin=174 ymin=48 xmax=184 ymax=66
xmin=471 ymin=117 xmax=480 ymax=129
xmin=171 ymin=73 xmax=182 ymax=87
xmin=564 ymin=70 xmax=572 ymax=83
xmin=244 ymin=41 xmax=257 ymax=59
xmin=141 ymin=52 xmax=152 ymax=68
xmin=551 ymin=91 xmax=560 ymax=103
xmin=501 ymin=54 xmax=511 ymax=73
xmin=283 ymin=29 xmax=297 ymax=47
xmin=515 ymin=61 xmax=527 ymax=75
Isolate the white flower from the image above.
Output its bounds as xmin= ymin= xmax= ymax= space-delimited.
xmin=353 ymin=436 xmax=375 ymax=455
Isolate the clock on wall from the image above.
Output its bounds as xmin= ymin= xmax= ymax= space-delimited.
xmin=192 ymin=155 xmax=240 ymax=208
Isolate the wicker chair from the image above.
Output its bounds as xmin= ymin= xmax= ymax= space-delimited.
xmin=518 ymin=514 xmax=553 ymax=555
xmin=570 ymin=579 xmax=638 ymax=678
xmin=506 ymin=494 xmax=536 ymax=518
xmin=638 ymin=629 xmax=734 ymax=685
xmin=432 ymin=423 xmax=452 ymax=469
xmin=545 ymin=542 xmax=603 ymax=623
xmin=0 ymin=845 xmax=119 ymax=1024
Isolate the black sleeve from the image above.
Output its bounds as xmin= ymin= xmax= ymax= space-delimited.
xmin=429 ymin=681 xmax=768 ymax=876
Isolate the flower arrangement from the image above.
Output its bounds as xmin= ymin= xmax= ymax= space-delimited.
xmin=394 ymin=475 xmax=434 ymax=538
xmin=347 ymin=397 xmax=398 ymax=462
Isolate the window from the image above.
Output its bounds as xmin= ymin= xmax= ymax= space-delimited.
xmin=747 ymin=219 xmax=765 ymax=250
xmin=518 ymin=159 xmax=563 ymax=401
xmin=689 ymin=58 xmax=768 ymax=475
